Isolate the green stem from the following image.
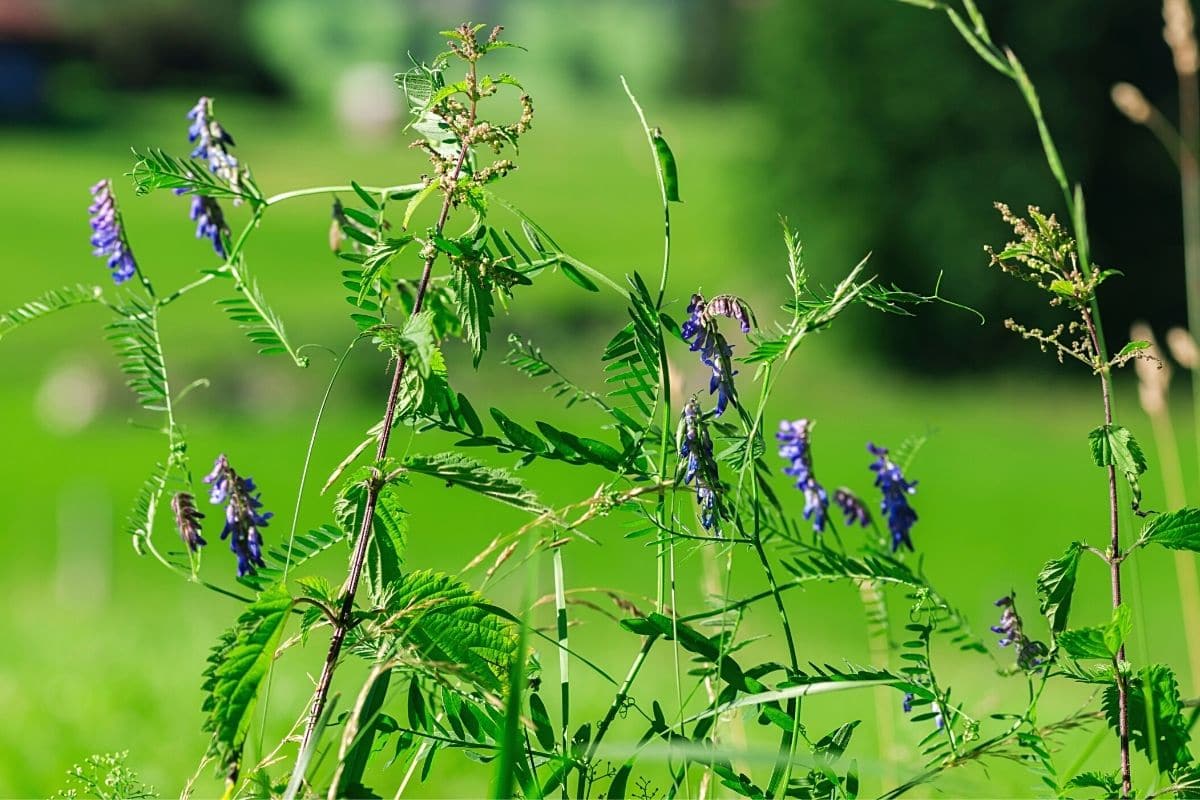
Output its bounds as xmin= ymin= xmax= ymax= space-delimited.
xmin=264 ymin=183 xmax=424 ymax=207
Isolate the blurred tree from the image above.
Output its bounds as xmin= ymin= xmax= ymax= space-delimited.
xmin=749 ymin=0 xmax=1182 ymax=373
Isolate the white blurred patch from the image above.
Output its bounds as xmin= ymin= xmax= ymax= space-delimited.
xmin=335 ymin=62 xmax=401 ymax=140
xmin=35 ymin=359 xmax=106 ymax=434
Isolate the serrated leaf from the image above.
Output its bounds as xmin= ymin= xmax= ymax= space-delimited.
xmin=401 ymin=451 xmax=544 ymax=512
xmin=454 ymin=262 xmax=494 ymax=367
xmin=1037 ymin=542 xmax=1081 ymax=637
xmin=202 ymin=586 xmax=291 ymax=769
xmin=1142 ymin=508 xmax=1200 ymax=552
xmin=1057 ymin=626 xmax=1111 ymax=660
xmin=1103 ymin=664 xmax=1194 ymax=773
xmin=1088 ymin=424 xmax=1147 ymax=476
xmin=335 ymin=475 xmax=408 ymax=606
xmin=387 ymin=570 xmax=518 ymax=691
xmin=1118 ymin=340 xmax=1151 ymax=358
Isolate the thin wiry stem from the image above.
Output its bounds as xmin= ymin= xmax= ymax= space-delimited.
xmin=296 ymin=59 xmax=479 ymax=757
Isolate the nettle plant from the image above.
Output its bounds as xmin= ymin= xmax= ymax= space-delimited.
xmin=11 ymin=9 xmax=1200 ymax=800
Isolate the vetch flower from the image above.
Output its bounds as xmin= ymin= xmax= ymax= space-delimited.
xmin=991 ymin=594 xmax=1048 ymax=670
xmin=777 ymin=419 xmax=829 ymax=533
xmin=186 ymin=96 xmax=245 ymax=196
xmin=88 ymin=179 xmax=138 ymax=284
xmin=833 ymin=487 xmax=871 ymax=527
xmin=868 ymin=443 xmax=918 ymax=552
xmin=681 ymin=292 xmax=753 ymax=417
xmin=902 ymin=693 xmax=944 ymax=730
xmin=679 ymin=397 xmax=722 ymax=532
xmin=203 ymin=454 xmax=272 ymax=577
xmin=170 ymin=491 xmax=206 ymax=551
xmin=188 ymin=195 xmax=228 ymax=258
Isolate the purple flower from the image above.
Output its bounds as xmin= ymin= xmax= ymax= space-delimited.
xmin=681 ymin=292 xmax=753 ymax=417
xmin=189 ymin=195 xmax=228 ymax=257
xmin=186 ymin=96 xmax=244 ymax=195
xmin=88 ymin=179 xmax=138 ymax=284
xmin=777 ymin=419 xmax=829 ymax=533
xmin=171 ymin=492 xmax=206 ymax=551
xmin=868 ymin=443 xmax=918 ymax=552
xmin=203 ymin=454 xmax=272 ymax=577
xmin=679 ymin=397 xmax=722 ymax=532
xmin=992 ymin=595 xmax=1048 ymax=670
xmin=833 ymin=487 xmax=871 ymax=527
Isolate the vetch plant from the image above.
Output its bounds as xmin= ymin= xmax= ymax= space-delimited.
xmin=13 ymin=10 xmax=1200 ymax=800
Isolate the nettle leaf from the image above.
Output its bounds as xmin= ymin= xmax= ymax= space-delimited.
xmin=454 ymin=261 xmax=494 ymax=367
xmin=1037 ymin=541 xmax=1082 ymax=637
xmin=335 ymin=473 xmax=409 ymax=606
xmin=1088 ymin=424 xmax=1147 ymax=509
xmin=1064 ymin=771 xmax=1121 ymax=795
xmin=202 ymin=586 xmax=291 ymax=769
xmin=357 ymin=235 xmax=414 ymax=305
xmin=0 ymin=284 xmax=104 ymax=340
xmin=1103 ymin=664 xmax=1194 ymax=773
xmin=1057 ymin=627 xmax=1111 ymax=660
xmin=401 ymin=451 xmax=545 ymax=512
xmin=387 ymin=570 xmax=518 ymax=691
xmin=1117 ymin=340 xmax=1151 ymax=359
xmin=1141 ymin=508 xmax=1200 ymax=552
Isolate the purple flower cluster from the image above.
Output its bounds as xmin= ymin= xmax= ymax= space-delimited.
xmin=204 ymin=454 xmax=272 ymax=577
xmin=833 ymin=487 xmax=871 ymax=527
xmin=992 ymin=595 xmax=1048 ymax=670
xmin=88 ymin=179 xmax=138 ymax=284
xmin=188 ymin=195 xmax=228 ymax=258
xmin=868 ymin=443 xmax=918 ymax=552
xmin=186 ymin=96 xmax=243 ymax=193
xmin=681 ymin=292 xmax=752 ymax=417
xmin=777 ymin=419 xmax=829 ymax=533
xmin=680 ymin=397 xmax=722 ymax=531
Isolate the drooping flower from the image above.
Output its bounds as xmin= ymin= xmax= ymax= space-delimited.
xmin=88 ymin=179 xmax=138 ymax=284
xmin=188 ymin=195 xmax=228 ymax=257
xmin=203 ymin=454 xmax=272 ymax=577
xmin=681 ymin=292 xmax=753 ymax=417
xmin=777 ymin=419 xmax=829 ymax=533
xmin=679 ymin=397 xmax=722 ymax=532
xmin=833 ymin=487 xmax=871 ymax=527
xmin=991 ymin=594 xmax=1049 ymax=670
xmin=170 ymin=491 xmax=206 ymax=551
xmin=868 ymin=443 xmax=918 ymax=552
xmin=186 ymin=96 xmax=245 ymax=195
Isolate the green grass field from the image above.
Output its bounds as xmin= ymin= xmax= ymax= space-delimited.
xmin=1 ymin=91 xmax=1195 ymax=797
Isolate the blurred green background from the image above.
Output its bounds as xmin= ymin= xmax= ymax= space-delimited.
xmin=1 ymin=0 xmax=1198 ymax=797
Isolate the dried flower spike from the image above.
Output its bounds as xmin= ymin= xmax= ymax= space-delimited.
xmin=833 ymin=487 xmax=871 ymax=527
xmin=991 ymin=594 xmax=1048 ymax=670
xmin=170 ymin=492 xmax=206 ymax=552
xmin=88 ymin=179 xmax=138 ymax=284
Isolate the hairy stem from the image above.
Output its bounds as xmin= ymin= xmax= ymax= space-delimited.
xmin=297 ymin=62 xmax=478 ymax=756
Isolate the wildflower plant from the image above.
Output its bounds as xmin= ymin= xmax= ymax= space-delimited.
xmin=15 ymin=9 xmax=1200 ymax=800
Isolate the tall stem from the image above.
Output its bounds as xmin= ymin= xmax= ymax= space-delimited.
xmin=297 ymin=62 xmax=478 ymax=756
xmin=1085 ymin=310 xmax=1133 ymax=797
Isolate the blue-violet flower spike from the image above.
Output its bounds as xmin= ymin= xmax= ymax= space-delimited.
xmin=834 ymin=487 xmax=871 ymax=527
xmin=868 ymin=443 xmax=918 ymax=552
xmin=203 ymin=454 xmax=272 ymax=577
xmin=88 ymin=179 xmax=137 ymax=284
xmin=681 ymin=292 xmax=753 ymax=417
xmin=679 ymin=397 xmax=722 ymax=533
xmin=186 ymin=96 xmax=246 ymax=199
xmin=189 ymin=195 xmax=228 ymax=258
xmin=777 ymin=419 xmax=829 ymax=533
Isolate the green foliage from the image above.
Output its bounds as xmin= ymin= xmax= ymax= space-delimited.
xmin=401 ymin=451 xmax=545 ymax=512
xmin=131 ymin=148 xmax=260 ymax=203
xmin=0 ymin=284 xmax=104 ymax=341
xmin=1103 ymin=664 xmax=1194 ymax=774
xmin=1088 ymin=424 xmax=1146 ymax=510
xmin=1036 ymin=541 xmax=1082 ymax=638
xmin=1140 ymin=508 xmax=1200 ymax=552
xmin=214 ymin=262 xmax=309 ymax=366
xmin=335 ymin=472 xmax=409 ymax=607
xmin=237 ymin=523 xmax=350 ymax=592
xmin=385 ymin=570 xmax=518 ymax=691
xmin=201 ymin=586 xmax=291 ymax=771
xmin=106 ymin=296 xmax=168 ymax=411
